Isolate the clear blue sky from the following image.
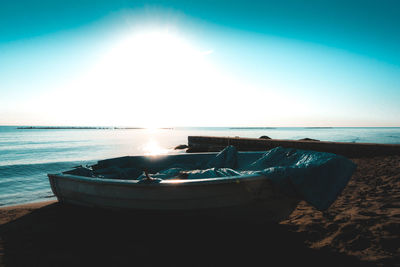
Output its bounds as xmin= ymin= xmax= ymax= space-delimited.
xmin=1 ymin=0 xmax=399 ymax=127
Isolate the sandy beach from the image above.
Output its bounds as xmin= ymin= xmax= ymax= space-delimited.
xmin=282 ymin=155 xmax=400 ymax=265
xmin=1 ymin=156 xmax=399 ymax=266
xmin=2 ymin=0 xmax=400 ymax=264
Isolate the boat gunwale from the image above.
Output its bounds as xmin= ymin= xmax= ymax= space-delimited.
xmin=48 ymin=173 xmax=268 ymax=188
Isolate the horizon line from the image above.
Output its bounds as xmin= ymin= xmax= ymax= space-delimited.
xmin=1 ymin=125 xmax=400 ymax=129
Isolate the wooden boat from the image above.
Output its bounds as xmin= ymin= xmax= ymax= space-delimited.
xmin=48 ymin=152 xmax=300 ymax=221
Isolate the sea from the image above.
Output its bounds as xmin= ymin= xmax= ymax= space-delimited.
xmin=1 ymin=126 xmax=400 ymax=207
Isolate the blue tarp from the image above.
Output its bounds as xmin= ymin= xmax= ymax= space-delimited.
xmin=68 ymin=145 xmax=356 ymax=210
xmin=139 ymin=146 xmax=356 ymax=211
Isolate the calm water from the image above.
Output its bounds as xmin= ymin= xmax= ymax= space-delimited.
xmin=1 ymin=126 xmax=400 ymax=206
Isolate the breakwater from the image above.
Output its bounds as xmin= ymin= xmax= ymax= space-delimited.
xmin=187 ymin=136 xmax=400 ymax=157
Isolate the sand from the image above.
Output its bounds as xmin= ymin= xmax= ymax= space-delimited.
xmin=282 ymin=155 xmax=400 ymax=265
xmin=1 ymin=156 xmax=399 ymax=266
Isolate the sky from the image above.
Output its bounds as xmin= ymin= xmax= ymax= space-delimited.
xmin=1 ymin=0 xmax=400 ymax=127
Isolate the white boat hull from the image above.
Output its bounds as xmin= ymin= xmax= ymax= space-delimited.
xmin=48 ymin=152 xmax=300 ymax=221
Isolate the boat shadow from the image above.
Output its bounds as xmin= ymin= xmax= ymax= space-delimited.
xmin=0 ymin=203 xmax=368 ymax=267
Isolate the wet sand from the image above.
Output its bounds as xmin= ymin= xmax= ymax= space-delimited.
xmin=1 ymin=156 xmax=399 ymax=266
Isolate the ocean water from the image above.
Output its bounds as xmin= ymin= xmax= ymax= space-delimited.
xmin=1 ymin=126 xmax=400 ymax=206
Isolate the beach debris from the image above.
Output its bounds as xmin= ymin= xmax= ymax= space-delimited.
xmin=174 ymin=144 xmax=189 ymax=150
xmin=298 ymin=138 xmax=320 ymax=142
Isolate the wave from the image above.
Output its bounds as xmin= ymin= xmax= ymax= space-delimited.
xmin=0 ymin=160 xmax=97 ymax=179
xmin=0 ymin=190 xmax=56 ymax=207
xmin=0 ymin=160 xmax=97 ymax=206
xmin=0 ymin=144 xmax=96 ymax=155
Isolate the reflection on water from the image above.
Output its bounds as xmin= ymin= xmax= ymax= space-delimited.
xmin=141 ymin=140 xmax=169 ymax=155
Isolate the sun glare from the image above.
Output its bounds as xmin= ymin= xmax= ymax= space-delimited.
xmin=78 ymin=29 xmax=215 ymax=127
xmin=142 ymin=140 xmax=169 ymax=155
xmin=29 ymin=27 xmax=295 ymax=127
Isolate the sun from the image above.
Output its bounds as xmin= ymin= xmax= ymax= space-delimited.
xmin=35 ymin=28 xmax=243 ymax=127
xmin=80 ymin=29 xmax=213 ymax=128
xmin=104 ymin=30 xmax=204 ymax=79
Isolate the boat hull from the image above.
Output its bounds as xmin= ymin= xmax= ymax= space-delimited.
xmin=48 ymin=152 xmax=302 ymax=221
xmin=48 ymin=173 xmax=299 ymax=221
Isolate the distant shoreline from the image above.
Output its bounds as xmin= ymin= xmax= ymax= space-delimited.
xmin=229 ymin=127 xmax=276 ymax=130
xmin=304 ymin=127 xmax=333 ymax=129
xmin=17 ymin=127 xmax=173 ymax=130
